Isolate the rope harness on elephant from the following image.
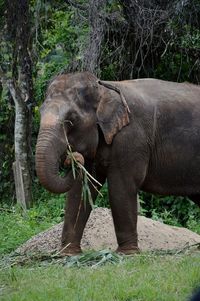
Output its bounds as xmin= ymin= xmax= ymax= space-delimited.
xmin=97 ymin=80 xmax=131 ymax=114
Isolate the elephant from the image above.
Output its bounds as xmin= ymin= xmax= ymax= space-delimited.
xmin=36 ymin=71 xmax=200 ymax=255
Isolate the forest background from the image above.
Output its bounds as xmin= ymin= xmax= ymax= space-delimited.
xmin=0 ymin=0 xmax=200 ymax=252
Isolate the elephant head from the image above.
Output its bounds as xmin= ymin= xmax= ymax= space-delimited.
xmin=35 ymin=72 xmax=130 ymax=193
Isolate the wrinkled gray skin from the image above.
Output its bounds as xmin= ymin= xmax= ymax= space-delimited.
xmin=36 ymin=72 xmax=200 ymax=255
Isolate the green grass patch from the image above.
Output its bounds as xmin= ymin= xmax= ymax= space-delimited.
xmin=0 ymin=193 xmax=65 ymax=256
xmin=0 ymin=253 xmax=199 ymax=301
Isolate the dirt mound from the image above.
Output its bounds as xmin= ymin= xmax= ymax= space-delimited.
xmin=17 ymin=208 xmax=200 ymax=255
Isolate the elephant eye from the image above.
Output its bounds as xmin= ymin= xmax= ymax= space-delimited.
xmin=64 ymin=120 xmax=74 ymax=131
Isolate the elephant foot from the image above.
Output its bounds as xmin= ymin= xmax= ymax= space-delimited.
xmin=116 ymin=245 xmax=140 ymax=255
xmin=59 ymin=243 xmax=82 ymax=257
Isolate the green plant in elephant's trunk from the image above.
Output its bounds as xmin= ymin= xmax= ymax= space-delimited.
xmin=65 ymin=146 xmax=102 ymax=208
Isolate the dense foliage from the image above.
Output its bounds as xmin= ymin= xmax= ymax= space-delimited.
xmin=0 ymin=0 xmax=200 ymax=227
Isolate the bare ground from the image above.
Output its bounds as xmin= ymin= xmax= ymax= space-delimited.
xmin=17 ymin=208 xmax=200 ymax=255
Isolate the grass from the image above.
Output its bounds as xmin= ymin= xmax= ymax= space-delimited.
xmin=0 ymin=193 xmax=65 ymax=256
xmin=0 ymin=253 xmax=199 ymax=301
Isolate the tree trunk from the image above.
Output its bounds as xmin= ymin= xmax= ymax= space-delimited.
xmin=8 ymin=81 xmax=32 ymax=208
xmin=81 ymin=0 xmax=107 ymax=75
xmin=3 ymin=0 xmax=34 ymax=208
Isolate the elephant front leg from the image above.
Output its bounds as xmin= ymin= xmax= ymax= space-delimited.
xmin=108 ymin=171 xmax=140 ymax=255
xmin=61 ymin=177 xmax=91 ymax=256
xmin=61 ymin=167 xmax=106 ymax=256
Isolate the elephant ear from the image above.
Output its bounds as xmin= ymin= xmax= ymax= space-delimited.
xmin=96 ymin=83 xmax=130 ymax=144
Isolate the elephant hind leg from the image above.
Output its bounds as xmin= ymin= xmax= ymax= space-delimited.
xmin=107 ymin=171 xmax=141 ymax=255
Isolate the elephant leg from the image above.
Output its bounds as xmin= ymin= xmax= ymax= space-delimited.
xmin=61 ymin=178 xmax=90 ymax=255
xmin=61 ymin=167 xmax=106 ymax=256
xmin=107 ymin=170 xmax=140 ymax=255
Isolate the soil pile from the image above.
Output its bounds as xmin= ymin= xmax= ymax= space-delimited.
xmin=17 ymin=208 xmax=200 ymax=255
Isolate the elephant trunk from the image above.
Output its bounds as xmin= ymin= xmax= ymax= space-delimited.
xmin=35 ymin=128 xmax=75 ymax=194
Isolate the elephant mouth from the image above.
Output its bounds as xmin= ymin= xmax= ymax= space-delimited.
xmin=58 ymin=153 xmax=70 ymax=175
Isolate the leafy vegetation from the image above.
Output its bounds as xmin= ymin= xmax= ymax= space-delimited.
xmin=34 ymin=4 xmax=88 ymax=103
xmin=0 ymin=192 xmax=65 ymax=255
xmin=139 ymin=193 xmax=200 ymax=234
